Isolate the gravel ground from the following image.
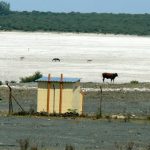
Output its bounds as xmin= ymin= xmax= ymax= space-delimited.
xmin=0 ymin=82 xmax=150 ymax=150
xmin=0 ymin=82 xmax=150 ymax=116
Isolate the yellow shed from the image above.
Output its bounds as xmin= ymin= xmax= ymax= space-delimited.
xmin=36 ymin=74 xmax=83 ymax=115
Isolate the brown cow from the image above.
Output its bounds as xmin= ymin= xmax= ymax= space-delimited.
xmin=102 ymin=73 xmax=118 ymax=83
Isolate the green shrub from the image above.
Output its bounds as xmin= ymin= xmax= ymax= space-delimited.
xmin=18 ymin=138 xmax=38 ymax=150
xmin=0 ymin=81 xmax=2 ymax=85
xmin=66 ymin=109 xmax=79 ymax=117
xmin=10 ymin=80 xmax=16 ymax=83
xmin=20 ymin=71 xmax=42 ymax=83
xmin=65 ymin=145 xmax=75 ymax=150
xmin=130 ymin=80 xmax=139 ymax=84
xmin=18 ymin=139 xmax=29 ymax=150
xmin=0 ymin=1 xmax=10 ymax=14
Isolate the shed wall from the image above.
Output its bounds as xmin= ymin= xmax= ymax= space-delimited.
xmin=72 ymin=82 xmax=83 ymax=114
xmin=37 ymin=81 xmax=82 ymax=114
xmin=37 ymin=82 xmax=47 ymax=112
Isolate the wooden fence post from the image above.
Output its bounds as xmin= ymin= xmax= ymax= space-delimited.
xmin=6 ymin=82 xmax=13 ymax=114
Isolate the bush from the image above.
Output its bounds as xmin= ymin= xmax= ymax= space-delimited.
xmin=20 ymin=71 xmax=42 ymax=83
xmin=66 ymin=109 xmax=79 ymax=117
xmin=18 ymin=139 xmax=29 ymax=150
xmin=65 ymin=145 xmax=75 ymax=150
xmin=0 ymin=1 xmax=10 ymax=14
xmin=130 ymin=80 xmax=139 ymax=84
xmin=10 ymin=80 xmax=17 ymax=83
xmin=18 ymin=139 xmax=38 ymax=150
xmin=0 ymin=81 xmax=2 ymax=85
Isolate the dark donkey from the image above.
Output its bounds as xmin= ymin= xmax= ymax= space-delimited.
xmin=52 ymin=58 xmax=60 ymax=62
xmin=102 ymin=72 xmax=118 ymax=83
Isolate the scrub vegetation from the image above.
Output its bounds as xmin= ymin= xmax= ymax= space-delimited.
xmin=20 ymin=71 xmax=42 ymax=83
xmin=0 ymin=1 xmax=150 ymax=35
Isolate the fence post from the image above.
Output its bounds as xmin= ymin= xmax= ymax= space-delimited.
xmin=99 ymin=86 xmax=103 ymax=118
xmin=6 ymin=82 xmax=13 ymax=114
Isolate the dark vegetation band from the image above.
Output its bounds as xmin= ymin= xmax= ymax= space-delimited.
xmin=0 ymin=1 xmax=150 ymax=35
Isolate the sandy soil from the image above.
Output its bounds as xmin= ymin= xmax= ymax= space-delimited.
xmin=0 ymin=31 xmax=150 ymax=83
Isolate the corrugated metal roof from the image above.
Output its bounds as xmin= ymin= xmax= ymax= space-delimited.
xmin=36 ymin=76 xmax=80 ymax=83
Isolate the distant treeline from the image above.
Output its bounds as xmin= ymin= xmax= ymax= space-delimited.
xmin=0 ymin=2 xmax=150 ymax=35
